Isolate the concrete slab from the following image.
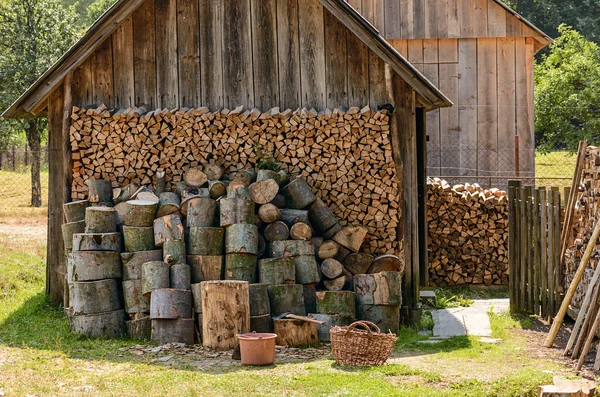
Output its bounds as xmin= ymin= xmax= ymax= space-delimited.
xmin=462 ymin=311 xmax=491 ymax=337
xmin=431 ymin=308 xmax=467 ymax=337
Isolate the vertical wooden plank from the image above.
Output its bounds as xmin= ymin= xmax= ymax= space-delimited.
xmin=413 ymin=0 xmax=425 ymax=38
xmin=458 ymin=39 xmax=477 ymax=177
xmin=477 ymin=38 xmax=498 ymax=177
xmin=373 ymin=0 xmax=386 ymax=32
xmin=91 ymin=38 xmax=114 ymax=108
xmin=506 ymin=12 xmax=523 ymax=37
xmin=177 ymin=0 xmax=201 ymax=107
xmin=251 ymin=0 xmax=279 ymax=110
xmin=385 ymin=0 xmax=401 ymax=39
xmin=277 ymin=0 xmax=301 ymax=110
xmin=298 ymin=0 xmax=326 ymax=109
xmin=399 ymin=0 xmax=414 ymax=39
xmin=540 ymin=188 xmax=547 ymax=318
xmin=533 ymin=188 xmax=541 ymax=315
xmin=526 ymin=186 xmax=534 ymax=313
xmin=423 ymin=39 xmax=439 ymax=64
xmin=473 ymin=0 xmax=488 ymax=37
xmin=389 ymin=40 xmax=409 ymax=58
xmin=438 ymin=39 xmax=458 ymax=63
xmin=437 ymin=0 xmax=448 ymax=37
xmin=524 ymin=186 xmax=531 ymax=313
xmin=132 ymin=0 xmax=157 ymax=109
xmin=368 ymin=50 xmax=388 ymax=109
xmin=112 ymin=16 xmax=135 ymax=108
xmin=347 ymin=31 xmax=370 ymax=106
xmin=459 ymin=0 xmax=474 ymax=37
xmin=447 ymin=0 xmax=459 ymax=38
xmin=497 ymin=38 xmax=516 ymax=177
xmin=61 ymin=74 xmax=73 ymax=308
xmin=424 ymin=0 xmax=437 ymax=38
xmin=347 ymin=0 xmax=361 ymax=12
xmin=155 ymin=0 xmax=178 ymax=108
xmin=547 ymin=190 xmax=555 ymax=317
xmin=222 ymin=0 xmax=253 ymax=108
xmin=423 ymin=64 xmax=440 ymax=176
xmin=508 ymin=181 xmax=517 ymax=312
xmin=553 ymin=189 xmax=562 ymax=311
xmin=439 ymin=63 xmax=459 ymax=175
xmin=488 ymin=0 xmax=507 ymax=37
xmin=516 ymin=38 xmax=535 ymax=177
xmin=72 ymin=60 xmax=93 ymax=107
xmin=361 ymin=0 xmax=374 ymax=24
xmin=514 ymin=183 xmax=522 ymax=312
xmin=519 ymin=185 xmax=526 ymax=313
xmin=200 ymin=0 xmax=224 ymax=109
xmin=324 ymin=9 xmax=348 ymax=109
xmin=407 ymin=40 xmax=424 ymax=64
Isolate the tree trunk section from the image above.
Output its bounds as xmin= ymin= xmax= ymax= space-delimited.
xmin=258 ymin=258 xmax=296 ymax=285
xmin=225 ymin=253 xmax=257 ymax=282
xmin=142 ymin=261 xmax=170 ymax=296
xmin=187 ymin=227 xmax=225 ymax=255
xmin=72 ymin=233 xmax=122 ymax=252
xmin=269 ymin=240 xmax=314 ymax=258
xmin=70 ymin=310 xmax=125 ymax=338
xmin=87 ymin=179 xmax=113 ymax=203
xmin=121 ymin=250 xmax=163 ymax=281
xmin=333 ymin=226 xmax=368 ymax=252
xmin=151 ymin=318 xmax=195 ymax=345
xmin=149 ymin=288 xmax=193 ymax=319
xmin=68 ymin=251 xmax=121 ymax=281
xmin=204 ymin=163 xmax=224 ymax=180
xmin=208 ymin=180 xmax=228 ymax=199
xmin=156 ymin=192 xmax=180 ymax=218
xmin=249 ymin=283 xmax=271 ymax=316
xmin=356 ymin=304 xmax=400 ymax=334
xmin=279 ymin=209 xmax=310 ymax=228
xmin=354 ymin=272 xmax=402 ymax=305
xmin=225 ymin=224 xmax=259 ymax=254
xmin=170 ymin=264 xmax=192 ymax=290
xmin=155 ymin=170 xmax=167 ymax=195
xmin=267 ymin=284 xmax=306 ymax=316
xmin=188 ymin=255 xmax=223 ymax=282
xmin=309 ymin=314 xmax=353 ymax=342
xmin=163 ymin=239 xmax=186 ymax=265
xmin=123 ymin=279 xmax=150 ymax=313
xmin=323 ymin=223 xmax=342 ymax=240
xmin=191 ymin=283 xmax=203 ymax=313
xmin=321 ymin=258 xmax=344 ymax=279
xmin=318 ymin=241 xmax=339 ymax=260
xmin=85 ymin=207 xmax=117 ymax=233
xmin=154 ymin=215 xmax=185 ymax=246
xmin=264 ymin=221 xmax=290 ymax=242
xmin=303 ymin=283 xmax=317 ymax=313
xmin=258 ymin=203 xmax=281 ymax=223
xmin=294 ymin=256 xmax=321 ymax=284
xmin=220 ymin=198 xmax=255 ymax=226
xmin=114 ymin=183 xmax=141 ymax=204
xmin=123 ymin=226 xmax=156 ymax=252
xmin=249 ymin=179 xmax=279 ymax=204
xmin=250 ymin=314 xmax=273 ymax=333
xmin=315 ymin=291 xmax=356 ymax=318
xmin=185 ymin=197 xmax=217 ymax=226
xmin=324 ymin=275 xmax=347 ymax=291
xmin=26 ymin=120 xmax=42 ymax=207
xmin=290 ymin=222 xmax=312 ymax=241
xmin=308 ymin=198 xmax=338 ymax=234
xmin=61 ymin=221 xmax=86 ymax=252
xmin=273 ymin=320 xmax=319 ymax=347
xmin=63 ymin=200 xmax=90 ymax=223
xmin=345 ymin=253 xmax=374 ymax=275
xmin=201 ymin=280 xmax=250 ymax=350
xmin=281 ymin=178 xmax=317 ymax=209
xmin=368 ymin=255 xmax=404 ymax=275
xmin=184 ymin=167 xmax=208 ymax=187
xmin=71 ymin=279 xmax=122 ymax=315
xmin=126 ymin=316 xmax=151 ymax=340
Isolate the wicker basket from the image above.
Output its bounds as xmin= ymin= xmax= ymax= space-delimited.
xmin=330 ymin=321 xmax=397 ymax=366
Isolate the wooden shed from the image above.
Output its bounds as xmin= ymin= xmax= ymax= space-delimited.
xmin=3 ymin=0 xmax=451 ymax=320
xmin=345 ymin=0 xmax=551 ymax=182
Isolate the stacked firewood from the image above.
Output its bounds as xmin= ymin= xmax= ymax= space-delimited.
xmin=427 ymin=178 xmax=509 ymax=286
xmin=61 ymin=166 xmax=404 ymax=344
xmin=69 ymin=105 xmax=400 ymax=255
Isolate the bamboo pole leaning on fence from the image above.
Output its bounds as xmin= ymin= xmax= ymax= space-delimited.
xmin=545 ymin=220 xmax=600 ymax=347
xmin=560 ymin=140 xmax=586 ymax=267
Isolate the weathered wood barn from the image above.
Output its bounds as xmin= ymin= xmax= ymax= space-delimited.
xmin=3 ymin=0 xmax=451 ymax=320
xmin=345 ymin=0 xmax=551 ymax=181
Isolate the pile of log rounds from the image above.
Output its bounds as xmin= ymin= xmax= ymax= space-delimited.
xmin=427 ymin=178 xmax=509 ymax=287
xmin=69 ymin=105 xmax=400 ymax=255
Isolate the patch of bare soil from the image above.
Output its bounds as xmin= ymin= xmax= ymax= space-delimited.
xmin=0 ymin=216 xmax=47 ymax=251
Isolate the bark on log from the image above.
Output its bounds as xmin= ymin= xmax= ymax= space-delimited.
xmin=321 ymin=258 xmax=344 ymax=279
xmin=225 ymin=224 xmax=259 ymax=254
xmin=315 ymin=291 xmax=356 ymax=318
xmin=256 ymin=169 xmax=282 ymax=184
xmin=71 ymin=279 xmax=122 ymax=315
xmin=191 ymin=283 xmax=203 ymax=313
xmin=155 ymin=170 xmax=167 ymax=196
xmin=85 ymin=207 xmax=117 ymax=233
xmin=310 ymin=314 xmax=354 ymax=342
xmin=137 ymin=191 xmax=160 ymax=204
xmin=151 ymin=318 xmax=195 ymax=345
xmin=121 ymin=200 xmax=158 ymax=227
xmin=170 ymin=264 xmax=192 ymax=290
xmin=156 ymin=192 xmax=181 ymax=218
xmin=187 ymin=227 xmax=225 ymax=255
xmin=258 ymin=204 xmax=281 ymax=223
xmin=208 ymin=181 xmax=228 ymax=199
xmin=345 ymin=253 xmax=375 ymax=275
xmin=257 ymin=234 xmax=267 ymax=259
xmin=142 ymin=261 xmax=170 ymax=296
xmin=279 ymin=209 xmax=310 ymax=228
xmin=231 ymin=169 xmax=255 ymax=186
xmin=70 ymin=310 xmax=125 ymax=338
xmin=149 ymin=288 xmax=193 ymax=319
xmin=267 ymin=284 xmax=306 ymax=316
xmin=334 ymin=244 xmax=352 ymax=263
xmin=63 ymin=200 xmax=90 ymax=223
xmin=121 ymin=250 xmax=163 ymax=281
xmin=201 ymin=280 xmax=250 ymax=350
xmin=323 ymin=223 xmax=342 ymax=240
xmin=308 ymin=198 xmax=338 ymax=234
xmin=269 ymin=240 xmax=314 ymax=258
xmin=126 ymin=316 xmax=151 ymax=340
xmin=185 ymin=197 xmax=217 ymax=226
xmin=114 ymin=183 xmax=141 ymax=204
xmin=249 ymin=283 xmax=271 ymax=316
xmin=343 ymin=269 xmax=354 ymax=291
xmin=354 ymin=272 xmax=402 ymax=305
xmin=62 ymin=221 xmax=86 ymax=252
xmin=294 ymin=256 xmax=321 ymax=284
xmin=368 ymin=255 xmax=404 ymax=275
xmin=290 ymin=222 xmax=312 ymax=241
xmin=163 ymin=239 xmax=186 ymax=265
xmin=270 ymin=194 xmax=286 ymax=208
xmin=318 ymin=241 xmax=339 ymax=260
xmin=249 ymin=179 xmax=279 ymax=204
xmin=184 ymin=167 xmax=208 ymax=187
xmin=220 ymin=198 xmax=255 ymax=226
xmin=310 ymin=237 xmax=324 ymax=257
xmin=303 ymin=283 xmax=317 ymax=313
xmin=88 ymin=179 xmax=113 ymax=203
xmin=324 ymin=275 xmax=347 ymax=291
xmin=273 ymin=319 xmax=319 ymax=347
xmin=258 ymin=258 xmax=296 ymax=285
xmin=281 ymin=178 xmax=317 ymax=209
xmin=333 ymin=226 xmax=368 ymax=253
xmin=123 ymin=226 xmax=156 ymax=252
xmin=263 ymin=221 xmax=290 ymax=242
xmin=153 ymin=215 xmax=185 ymax=247
xmin=72 ymin=233 xmax=122 ymax=252
xmin=227 ymin=181 xmax=250 ymax=199
xmin=250 ymin=314 xmax=273 ymax=333
xmin=225 ymin=253 xmax=257 ymax=282
xmin=123 ymin=279 xmax=150 ymax=313
xmin=188 ymin=255 xmax=223 ymax=282
xmin=356 ymin=304 xmax=400 ymax=334
xmin=68 ymin=251 xmax=122 ymax=281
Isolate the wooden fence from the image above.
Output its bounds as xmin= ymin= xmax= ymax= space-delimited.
xmin=508 ymin=180 xmax=562 ymax=317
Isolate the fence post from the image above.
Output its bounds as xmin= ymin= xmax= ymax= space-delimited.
xmin=534 ymin=188 xmax=541 ymax=315
xmin=508 ymin=180 xmax=519 ymax=313
xmin=539 ymin=188 xmax=548 ymax=318
xmin=548 ymin=191 xmax=556 ymax=317
xmin=553 ymin=188 xmax=562 ymax=309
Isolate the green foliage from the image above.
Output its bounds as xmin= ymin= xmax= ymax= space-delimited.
xmin=83 ymin=0 xmax=116 ymax=26
xmin=433 ymin=288 xmax=474 ymax=309
xmin=534 ymin=25 xmax=600 ymax=151
xmin=253 ymin=144 xmax=281 ymax=171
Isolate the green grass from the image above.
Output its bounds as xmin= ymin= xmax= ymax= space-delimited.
xmin=0 ymin=169 xmax=49 ymax=217
xmin=535 ymin=151 xmax=576 ymax=189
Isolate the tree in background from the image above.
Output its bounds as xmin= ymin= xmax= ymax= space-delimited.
xmin=84 ymin=0 xmax=117 ymax=26
xmin=0 ymin=0 xmax=79 ymax=206
xmin=535 ymin=25 xmax=600 ymax=151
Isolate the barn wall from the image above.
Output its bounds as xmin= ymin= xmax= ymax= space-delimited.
xmin=71 ymin=0 xmax=391 ymax=113
xmin=388 ymin=36 xmax=535 ymax=182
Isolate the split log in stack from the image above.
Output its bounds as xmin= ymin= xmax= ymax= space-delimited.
xmin=427 ymin=177 xmax=509 ymax=286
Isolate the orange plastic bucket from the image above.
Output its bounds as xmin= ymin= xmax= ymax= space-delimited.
xmin=237 ymin=332 xmax=277 ymax=366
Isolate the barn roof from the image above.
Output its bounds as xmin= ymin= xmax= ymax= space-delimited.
xmin=2 ymin=0 xmax=452 ymax=119
xmin=492 ymin=0 xmax=552 ymax=49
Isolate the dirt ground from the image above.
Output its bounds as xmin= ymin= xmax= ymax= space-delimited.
xmin=0 ymin=216 xmax=47 ymax=252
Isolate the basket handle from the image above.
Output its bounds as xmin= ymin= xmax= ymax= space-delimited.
xmin=344 ymin=321 xmax=381 ymax=335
